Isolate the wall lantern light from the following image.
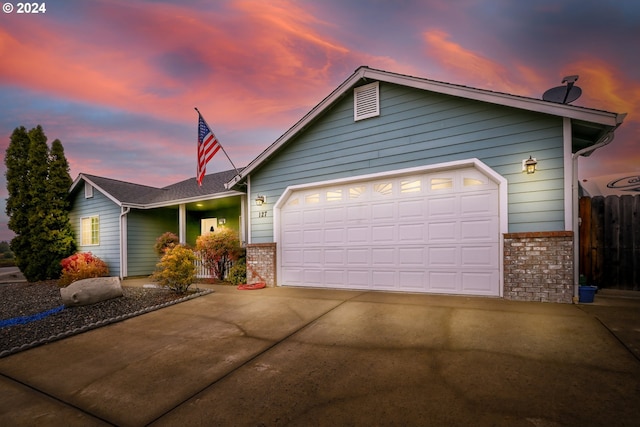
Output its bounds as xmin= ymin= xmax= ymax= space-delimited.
xmin=523 ymin=156 xmax=538 ymax=174
xmin=255 ymin=195 xmax=266 ymax=206
xmin=218 ymin=218 xmax=226 ymax=225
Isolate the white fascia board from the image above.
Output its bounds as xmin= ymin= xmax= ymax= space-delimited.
xmin=227 ymin=66 xmax=624 ymax=189
xmin=132 ymin=190 xmax=246 ymax=210
xmin=360 ymin=68 xmax=624 ymax=127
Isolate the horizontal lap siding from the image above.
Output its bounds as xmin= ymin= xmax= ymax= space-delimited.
xmin=69 ymin=189 xmax=122 ymax=277
xmin=251 ymin=83 xmax=564 ymax=242
xmin=127 ymin=208 xmax=178 ymax=277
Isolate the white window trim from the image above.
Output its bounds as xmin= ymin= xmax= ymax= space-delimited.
xmin=80 ymin=215 xmax=100 ymax=246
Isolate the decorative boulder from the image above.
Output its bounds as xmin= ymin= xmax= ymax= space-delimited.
xmin=60 ymin=277 xmax=123 ymax=307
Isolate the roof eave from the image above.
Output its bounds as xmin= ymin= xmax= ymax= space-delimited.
xmin=225 ymin=65 xmax=626 ymax=187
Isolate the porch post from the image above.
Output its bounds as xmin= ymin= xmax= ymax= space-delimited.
xmin=179 ymin=203 xmax=186 ymax=244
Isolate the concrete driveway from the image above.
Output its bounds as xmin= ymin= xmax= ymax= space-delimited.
xmin=1 ymin=284 xmax=639 ymax=426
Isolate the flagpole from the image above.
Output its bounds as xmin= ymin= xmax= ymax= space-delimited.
xmin=194 ymin=107 xmax=241 ymax=177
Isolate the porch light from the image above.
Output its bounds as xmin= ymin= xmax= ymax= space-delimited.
xmin=255 ymin=195 xmax=266 ymax=206
xmin=523 ymin=156 xmax=537 ymax=174
xmin=218 ymin=218 xmax=226 ymax=225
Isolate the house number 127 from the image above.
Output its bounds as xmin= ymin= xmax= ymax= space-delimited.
xmin=258 ymin=211 xmax=267 ymax=218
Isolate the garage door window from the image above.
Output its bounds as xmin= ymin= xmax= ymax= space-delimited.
xmin=431 ymin=178 xmax=453 ymax=190
xmin=401 ymin=179 xmax=421 ymax=193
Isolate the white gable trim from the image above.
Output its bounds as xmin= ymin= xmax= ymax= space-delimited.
xmin=227 ymin=66 xmax=624 ymax=188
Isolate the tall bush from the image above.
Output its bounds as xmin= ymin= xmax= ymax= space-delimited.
xmin=151 ymin=244 xmax=196 ymax=294
xmin=195 ymin=228 xmax=242 ymax=280
xmin=154 ymin=232 xmax=180 ymax=256
xmin=58 ymin=252 xmax=109 ymax=287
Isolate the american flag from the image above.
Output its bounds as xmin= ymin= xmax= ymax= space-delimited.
xmin=197 ymin=113 xmax=221 ymax=186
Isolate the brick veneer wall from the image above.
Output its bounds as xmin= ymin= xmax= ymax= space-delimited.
xmin=503 ymin=231 xmax=574 ymax=303
xmin=246 ymin=243 xmax=276 ymax=287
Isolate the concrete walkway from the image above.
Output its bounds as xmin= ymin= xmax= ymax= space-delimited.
xmin=1 ymin=282 xmax=639 ymax=426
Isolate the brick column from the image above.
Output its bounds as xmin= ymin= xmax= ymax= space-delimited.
xmin=246 ymin=243 xmax=277 ymax=287
xmin=503 ymin=231 xmax=574 ymax=303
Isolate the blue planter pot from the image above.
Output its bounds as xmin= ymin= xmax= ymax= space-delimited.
xmin=579 ymin=285 xmax=597 ymax=303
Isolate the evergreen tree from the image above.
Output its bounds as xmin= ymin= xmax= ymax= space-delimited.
xmin=4 ymin=125 xmax=76 ymax=281
xmin=5 ymin=127 xmax=31 ymax=276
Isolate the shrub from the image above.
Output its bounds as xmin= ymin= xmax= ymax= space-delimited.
xmin=154 ymin=232 xmax=180 ymax=256
xmin=226 ymin=258 xmax=247 ymax=286
xmin=195 ymin=228 xmax=243 ymax=280
xmin=151 ymin=244 xmax=196 ymax=294
xmin=59 ymin=252 xmax=109 ymax=287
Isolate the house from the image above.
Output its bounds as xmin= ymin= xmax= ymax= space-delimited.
xmin=69 ymin=66 xmax=625 ymax=303
xmin=230 ymin=66 xmax=625 ymax=303
xmin=69 ymin=170 xmax=245 ymax=278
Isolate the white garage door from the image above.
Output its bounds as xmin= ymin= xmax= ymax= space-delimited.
xmin=278 ymin=166 xmax=501 ymax=296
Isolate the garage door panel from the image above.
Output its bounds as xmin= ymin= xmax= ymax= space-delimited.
xmin=372 ymin=202 xmax=395 ymax=220
xmin=282 ymin=229 xmax=302 ymax=245
xmin=303 ymin=229 xmax=323 ymax=244
xmin=461 ymin=271 xmax=498 ymax=294
xmin=282 ymin=248 xmax=302 ymax=265
xmin=428 ymin=196 xmax=457 ymax=217
xmin=428 ymin=271 xmax=459 ymax=292
xmin=324 ymin=206 xmax=345 ymax=223
xmin=460 ymin=218 xmax=498 ymax=240
xmin=372 ymin=247 xmax=395 ymax=265
xmin=428 ymin=221 xmax=458 ymax=241
xmin=428 ymin=246 xmax=458 ymax=266
xmin=399 ymin=271 xmax=426 ymax=289
xmin=324 ymin=228 xmax=345 ymax=244
xmin=398 ymin=199 xmax=425 ymax=218
xmin=279 ymin=165 xmax=501 ymax=296
xmin=324 ymin=249 xmax=346 ymax=265
xmin=303 ymin=209 xmax=323 ymax=225
xmin=347 ymin=248 xmax=369 ymax=265
xmin=348 ymin=270 xmax=369 ymax=287
xmin=347 ymin=205 xmax=369 ymax=222
xmin=303 ymin=249 xmax=323 ymax=265
xmin=372 ymin=270 xmax=396 ymax=289
xmin=347 ymin=227 xmax=369 ymax=243
xmin=372 ymin=225 xmax=395 ymax=242
xmin=461 ymin=246 xmax=498 ymax=267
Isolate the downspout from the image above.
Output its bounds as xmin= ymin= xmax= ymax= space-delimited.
xmin=571 ymin=128 xmax=618 ymax=299
xmin=119 ymin=206 xmax=130 ymax=280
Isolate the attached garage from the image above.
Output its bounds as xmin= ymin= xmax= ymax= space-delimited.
xmin=276 ymin=160 xmax=507 ymax=296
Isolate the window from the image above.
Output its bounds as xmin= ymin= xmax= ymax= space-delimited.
xmin=349 ymin=186 xmax=366 ymax=199
xmin=464 ymin=177 xmax=485 ymax=187
xmin=84 ymin=182 xmax=93 ymax=198
xmin=401 ymin=179 xmax=421 ymax=193
xmin=81 ymin=216 xmax=99 ymax=245
xmin=431 ymin=178 xmax=453 ymax=190
xmin=305 ymin=193 xmax=320 ymax=204
xmin=326 ymin=189 xmax=342 ymax=202
xmin=354 ymin=81 xmax=380 ymax=121
xmin=374 ymin=182 xmax=393 ymax=196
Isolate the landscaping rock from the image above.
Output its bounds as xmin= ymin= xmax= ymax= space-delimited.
xmin=60 ymin=277 xmax=123 ymax=306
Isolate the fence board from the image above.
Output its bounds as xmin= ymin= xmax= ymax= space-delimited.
xmin=580 ymin=194 xmax=640 ymax=290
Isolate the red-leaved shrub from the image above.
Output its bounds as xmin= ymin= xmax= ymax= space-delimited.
xmin=59 ymin=252 xmax=109 ymax=287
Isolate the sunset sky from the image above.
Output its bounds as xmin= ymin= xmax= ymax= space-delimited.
xmin=1 ymin=0 xmax=638 ymax=241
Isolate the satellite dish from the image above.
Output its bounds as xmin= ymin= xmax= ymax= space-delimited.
xmin=542 ymin=75 xmax=582 ymax=104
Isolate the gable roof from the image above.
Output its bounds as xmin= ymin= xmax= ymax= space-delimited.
xmin=226 ymin=66 xmax=626 ymax=188
xmin=70 ymin=169 xmax=243 ymax=208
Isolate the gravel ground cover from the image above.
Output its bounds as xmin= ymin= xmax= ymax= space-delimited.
xmin=0 ymin=281 xmax=212 ymax=358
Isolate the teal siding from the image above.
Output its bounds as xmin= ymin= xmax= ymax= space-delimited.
xmin=127 ymin=208 xmax=178 ymax=276
xmin=69 ymin=187 xmax=122 ymax=277
xmin=250 ymin=82 xmax=565 ymax=241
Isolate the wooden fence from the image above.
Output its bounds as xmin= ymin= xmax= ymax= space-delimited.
xmin=579 ymin=195 xmax=640 ymax=290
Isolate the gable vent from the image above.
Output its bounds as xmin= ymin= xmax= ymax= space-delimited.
xmin=354 ymin=81 xmax=380 ymax=121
